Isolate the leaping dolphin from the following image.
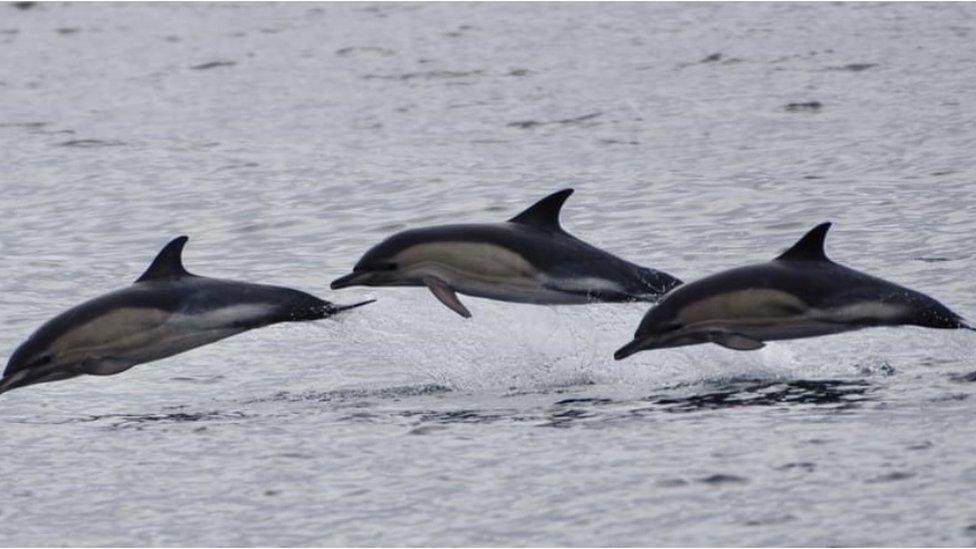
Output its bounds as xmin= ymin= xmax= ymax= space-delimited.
xmin=615 ymin=222 xmax=973 ymax=359
xmin=330 ymin=189 xmax=682 ymax=318
xmin=1 ymin=236 xmax=373 ymax=395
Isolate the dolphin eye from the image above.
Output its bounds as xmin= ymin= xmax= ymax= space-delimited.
xmin=30 ymin=354 xmax=53 ymax=368
xmin=355 ymin=262 xmax=397 ymax=272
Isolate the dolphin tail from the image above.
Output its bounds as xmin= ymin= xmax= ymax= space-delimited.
xmin=952 ymin=313 xmax=976 ymax=331
xmin=327 ymin=299 xmax=376 ymax=315
xmin=636 ymin=267 xmax=683 ymax=297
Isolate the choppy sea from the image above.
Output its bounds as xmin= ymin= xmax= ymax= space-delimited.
xmin=2 ymin=2 xmax=975 ymax=546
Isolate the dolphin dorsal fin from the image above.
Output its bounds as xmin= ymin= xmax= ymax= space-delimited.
xmin=776 ymin=222 xmax=832 ymax=262
xmin=507 ymin=189 xmax=574 ymax=230
xmin=136 ymin=236 xmax=193 ymax=282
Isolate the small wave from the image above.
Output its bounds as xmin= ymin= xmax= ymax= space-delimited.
xmin=949 ymin=370 xmax=976 ymax=383
xmin=358 ymin=377 xmax=878 ymax=432
xmin=190 ymin=60 xmax=236 ymax=70
xmin=57 ymin=138 xmax=125 ymax=148
xmin=644 ymin=378 xmax=874 ymax=413
xmin=397 ymin=408 xmax=516 ymax=425
xmin=0 ymin=121 xmax=46 ymax=129
xmin=785 ymin=101 xmax=823 ymax=112
xmin=865 ymin=471 xmax=915 ymax=483
xmin=698 ymin=473 xmax=749 ymax=485
xmin=507 ymin=112 xmax=602 ymax=129
xmin=363 ymin=69 xmax=484 ymax=81
xmin=335 ymin=46 xmax=394 ymax=57
xmin=247 ymin=383 xmax=452 ymax=404
xmin=41 ymin=409 xmax=251 ymax=429
xmin=825 ymin=62 xmax=877 ymax=72
xmin=106 ymin=410 xmax=251 ymax=430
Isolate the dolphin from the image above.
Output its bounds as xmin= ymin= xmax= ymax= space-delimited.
xmin=0 ymin=236 xmax=373 ymax=395
xmin=615 ymin=222 xmax=973 ymax=359
xmin=330 ymin=189 xmax=682 ymax=318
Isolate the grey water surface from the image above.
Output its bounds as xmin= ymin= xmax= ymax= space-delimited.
xmin=2 ymin=2 xmax=976 ymax=546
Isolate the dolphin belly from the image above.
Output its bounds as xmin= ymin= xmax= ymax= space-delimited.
xmin=718 ymin=318 xmax=863 ymax=342
xmin=538 ymin=276 xmax=636 ymax=304
xmin=620 ymin=307 xmax=907 ymax=357
xmin=624 ymin=315 xmax=860 ymax=355
xmin=813 ymin=301 xmax=911 ymax=326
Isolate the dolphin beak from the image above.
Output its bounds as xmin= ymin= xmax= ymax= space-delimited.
xmin=331 ymin=271 xmax=370 ymax=290
xmin=613 ymin=337 xmax=646 ymax=360
xmin=0 ymin=365 xmax=69 ymax=396
xmin=0 ymin=370 xmax=28 ymax=396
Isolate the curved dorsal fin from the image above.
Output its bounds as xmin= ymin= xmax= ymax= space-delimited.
xmin=776 ymin=222 xmax=832 ymax=261
xmin=136 ymin=236 xmax=193 ymax=282
xmin=507 ymin=189 xmax=574 ymax=230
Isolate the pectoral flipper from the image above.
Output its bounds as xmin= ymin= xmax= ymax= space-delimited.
xmin=423 ymin=276 xmax=472 ymax=318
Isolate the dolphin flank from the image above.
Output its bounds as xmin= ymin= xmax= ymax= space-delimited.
xmin=0 ymin=236 xmax=373 ymax=396
xmin=331 ymin=189 xmax=682 ymax=318
xmin=615 ymin=222 xmax=973 ymax=359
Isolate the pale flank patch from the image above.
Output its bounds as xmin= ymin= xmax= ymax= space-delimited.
xmin=172 ymin=304 xmax=275 ymax=330
xmin=677 ymin=289 xmax=808 ymax=325
xmin=547 ymin=276 xmax=625 ymax=294
xmin=819 ymin=302 xmax=906 ymax=323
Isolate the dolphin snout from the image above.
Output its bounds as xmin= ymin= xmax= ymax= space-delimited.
xmin=331 ymin=271 xmax=370 ymax=290
xmin=0 ymin=369 xmax=28 ymax=395
xmin=613 ymin=338 xmax=645 ymax=360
